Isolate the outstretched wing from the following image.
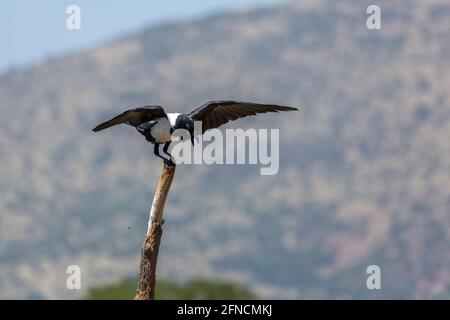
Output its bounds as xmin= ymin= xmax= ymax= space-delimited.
xmin=92 ymin=106 xmax=167 ymax=132
xmin=189 ymin=100 xmax=298 ymax=133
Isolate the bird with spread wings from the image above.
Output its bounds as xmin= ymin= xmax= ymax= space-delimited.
xmin=93 ymin=100 xmax=298 ymax=167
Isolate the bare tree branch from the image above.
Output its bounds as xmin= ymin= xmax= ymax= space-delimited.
xmin=135 ymin=163 xmax=176 ymax=300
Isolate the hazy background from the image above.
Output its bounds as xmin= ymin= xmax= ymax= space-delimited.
xmin=1 ymin=0 xmax=449 ymax=299
xmin=0 ymin=0 xmax=284 ymax=72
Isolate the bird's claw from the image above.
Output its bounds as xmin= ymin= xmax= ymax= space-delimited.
xmin=164 ymin=159 xmax=176 ymax=168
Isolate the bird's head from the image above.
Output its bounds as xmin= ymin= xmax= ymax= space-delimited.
xmin=171 ymin=115 xmax=195 ymax=145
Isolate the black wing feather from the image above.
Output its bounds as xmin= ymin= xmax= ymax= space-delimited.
xmin=92 ymin=106 xmax=167 ymax=132
xmin=189 ymin=100 xmax=298 ymax=133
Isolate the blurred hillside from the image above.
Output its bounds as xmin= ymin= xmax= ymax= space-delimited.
xmin=0 ymin=0 xmax=449 ymax=299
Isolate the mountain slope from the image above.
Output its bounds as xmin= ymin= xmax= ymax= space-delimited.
xmin=1 ymin=0 xmax=450 ymax=298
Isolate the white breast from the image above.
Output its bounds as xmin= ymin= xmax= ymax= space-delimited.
xmin=151 ymin=118 xmax=172 ymax=143
xmin=167 ymin=113 xmax=181 ymax=127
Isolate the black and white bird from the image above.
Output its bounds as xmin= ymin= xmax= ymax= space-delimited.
xmin=93 ymin=100 xmax=298 ymax=167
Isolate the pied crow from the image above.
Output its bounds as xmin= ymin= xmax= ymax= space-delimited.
xmin=92 ymin=100 xmax=298 ymax=167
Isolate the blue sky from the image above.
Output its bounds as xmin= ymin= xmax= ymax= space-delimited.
xmin=0 ymin=0 xmax=285 ymax=73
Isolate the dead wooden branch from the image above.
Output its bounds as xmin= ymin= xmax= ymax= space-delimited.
xmin=135 ymin=163 xmax=176 ymax=300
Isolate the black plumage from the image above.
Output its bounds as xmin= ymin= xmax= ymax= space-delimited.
xmin=92 ymin=106 xmax=167 ymax=132
xmin=189 ymin=101 xmax=298 ymax=133
xmin=93 ymin=100 xmax=298 ymax=166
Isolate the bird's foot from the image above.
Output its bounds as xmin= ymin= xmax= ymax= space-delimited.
xmin=164 ymin=159 xmax=176 ymax=168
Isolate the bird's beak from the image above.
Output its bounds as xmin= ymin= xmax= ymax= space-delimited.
xmin=191 ymin=136 xmax=195 ymax=146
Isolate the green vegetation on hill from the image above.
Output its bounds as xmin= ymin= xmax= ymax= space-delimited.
xmin=85 ymin=278 xmax=257 ymax=300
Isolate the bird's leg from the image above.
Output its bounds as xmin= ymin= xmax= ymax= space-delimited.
xmin=154 ymin=143 xmax=169 ymax=162
xmin=154 ymin=143 xmax=175 ymax=167
xmin=162 ymin=142 xmax=172 ymax=158
xmin=162 ymin=142 xmax=175 ymax=167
